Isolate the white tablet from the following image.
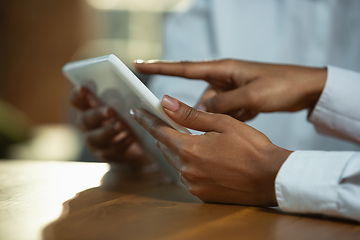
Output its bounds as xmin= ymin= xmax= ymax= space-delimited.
xmin=63 ymin=54 xmax=189 ymax=181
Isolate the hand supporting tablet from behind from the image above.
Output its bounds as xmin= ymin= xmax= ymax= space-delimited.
xmin=70 ymin=86 xmax=156 ymax=170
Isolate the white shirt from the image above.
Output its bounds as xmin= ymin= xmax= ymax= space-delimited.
xmin=276 ymin=66 xmax=360 ymax=222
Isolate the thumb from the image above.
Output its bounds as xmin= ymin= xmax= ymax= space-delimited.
xmin=194 ymin=86 xmax=216 ymax=111
xmin=161 ymin=95 xmax=228 ymax=133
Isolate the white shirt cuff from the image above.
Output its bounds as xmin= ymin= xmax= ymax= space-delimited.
xmin=308 ymin=65 xmax=360 ymax=144
xmin=275 ymin=150 xmax=356 ymax=218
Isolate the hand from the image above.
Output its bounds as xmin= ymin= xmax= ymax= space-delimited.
xmin=70 ymin=86 xmax=155 ymax=170
xmin=131 ymin=95 xmax=293 ymax=206
xmin=134 ymin=59 xmax=327 ymax=121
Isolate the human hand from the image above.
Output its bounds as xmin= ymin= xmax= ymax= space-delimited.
xmin=70 ymin=86 xmax=155 ymax=169
xmin=134 ymin=59 xmax=327 ymax=121
xmin=131 ymin=95 xmax=293 ymax=206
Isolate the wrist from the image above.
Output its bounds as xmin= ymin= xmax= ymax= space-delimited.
xmin=303 ymin=67 xmax=327 ymax=109
xmin=267 ymin=146 xmax=294 ymax=206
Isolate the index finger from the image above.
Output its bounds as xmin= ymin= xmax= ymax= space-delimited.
xmin=131 ymin=108 xmax=189 ymax=153
xmin=133 ymin=59 xmax=236 ymax=84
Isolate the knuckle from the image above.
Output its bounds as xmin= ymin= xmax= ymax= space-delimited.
xmin=181 ymin=106 xmax=200 ymax=125
xmin=181 ymin=167 xmax=198 ymax=183
xmin=181 ymin=167 xmax=191 ymax=179
xmin=217 ymin=114 xmax=234 ymax=128
xmin=136 ymin=111 xmax=159 ymax=135
xmin=178 ymin=141 xmax=201 ymax=161
xmin=177 ymin=142 xmax=189 ymax=159
xmin=135 ymin=111 xmax=146 ymax=125
xmin=221 ymin=58 xmax=238 ymax=69
xmin=147 ymin=119 xmax=161 ymax=136
xmin=224 ymin=114 xmax=235 ymax=123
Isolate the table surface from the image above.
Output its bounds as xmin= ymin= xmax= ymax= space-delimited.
xmin=0 ymin=160 xmax=359 ymax=240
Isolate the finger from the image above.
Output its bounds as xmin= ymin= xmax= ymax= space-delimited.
xmin=194 ymin=86 xmax=216 ymax=112
xmin=227 ymin=109 xmax=259 ymax=122
xmin=161 ymin=95 xmax=228 ymax=133
xmin=203 ymin=86 xmax=257 ymax=114
xmin=70 ymin=86 xmax=102 ymax=110
xmin=228 ymin=108 xmax=246 ymax=120
xmin=134 ymin=59 xmax=236 ymax=84
xmin=158 ymin=141 xmax=190 ymax=189
xmin=131 ymin=108 xmax=187 ymax=151
xmin=77 ymin=106 xmax=116 ymax=131
xmin=70 ymin=86 xmax=91 ymax=110
xmin=158 ymin=142 xmax=183 ymax=172
xmin=179 ymin=173 xmax=190 ymax=188
xmin=237 ymin=110 xmax=258 ymax=122
xmin=85 ymin=121 xmax=125 ymax=148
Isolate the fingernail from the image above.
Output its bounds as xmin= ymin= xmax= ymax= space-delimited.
xmin=195 ymin=104 xmax=207 ymax=112
xmin=134 ymin=59 xmax=144 ymax=64
xmin=129 ymin=109 xmax=135 ymax=119
xmin=161 ymin=95 xmax=179 ymax=112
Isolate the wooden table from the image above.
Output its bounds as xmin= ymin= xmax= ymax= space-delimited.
xmin=0 ymin=160 xmax=359 ymax=240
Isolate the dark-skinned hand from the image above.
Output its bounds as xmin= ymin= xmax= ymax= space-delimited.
xmin=70 ymin=86 xmax=155 ymax=171
xmin=131 ymin=95 xmax=293 ymax=206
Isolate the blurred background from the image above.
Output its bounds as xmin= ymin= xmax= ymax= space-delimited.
xmin=0 ymin=0 xmax=191 ymax=161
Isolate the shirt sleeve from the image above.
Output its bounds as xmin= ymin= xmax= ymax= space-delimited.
xmin=308 ymin=65 xmax=360 ymax=144
xmin=275 ymin=66 xmax=360 ymax=222
xmin=275 ymin=150 xmax=360 ymax=222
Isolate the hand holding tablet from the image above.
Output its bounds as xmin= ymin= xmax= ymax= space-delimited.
xmin=63 ymin=54 xmax=190 ymax=180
